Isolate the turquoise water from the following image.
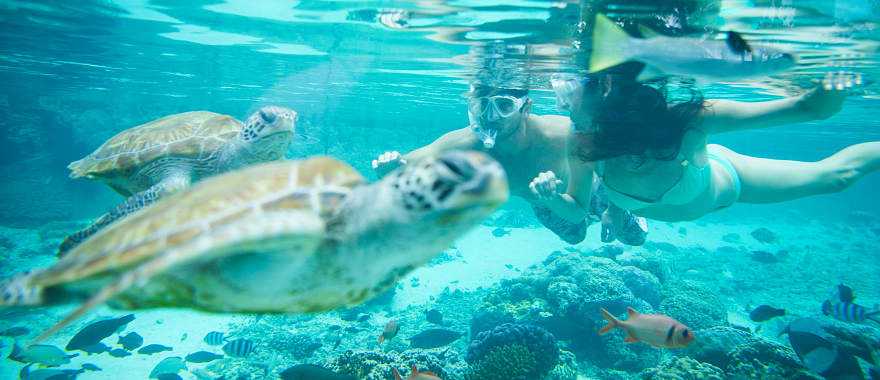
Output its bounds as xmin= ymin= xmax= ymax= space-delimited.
xmin=0 ymin=1 xmax=879 ymax=379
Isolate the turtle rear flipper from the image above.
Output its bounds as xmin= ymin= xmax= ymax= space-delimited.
xmin=33 ymin=209 xmax=324 ymax=344
xmin=58 ymin=175 xmax=192 ymax=256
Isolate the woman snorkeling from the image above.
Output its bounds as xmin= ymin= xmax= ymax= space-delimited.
xmin=546 ymin=67 xmax=880 ymax=222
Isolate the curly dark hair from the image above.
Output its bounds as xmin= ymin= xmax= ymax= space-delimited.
xmin=574 ymin=79 xmax=704 ymax=162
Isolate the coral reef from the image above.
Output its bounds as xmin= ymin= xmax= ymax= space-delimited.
xmin=658 ymin=280 xmax=727 ymax=331
xmin=327 ymin=348 xmax=456 ymax=380
xmin=725 ymin=338 xmax=819 ymax=379
xmin=640 ymin=357 xmax=725 ymax=380
xmin=466 ymin=323 xmax=559 ymax=380
xmin=475 ymin=253 xmax=662 ymax=371
xmin=750 ymin=227 xmax=777 ymax=243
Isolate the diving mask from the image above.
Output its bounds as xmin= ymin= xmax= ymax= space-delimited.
xmin=550 ymin=74 xmax=587 ymax=113
xmin=467 ymin=95 xmax=526 ymax=149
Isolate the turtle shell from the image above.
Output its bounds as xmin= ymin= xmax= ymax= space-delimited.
xmin=68 ymin=111 xmax=241 ymax=181
xmin=31 ymin=156 xmax=364 ymax=306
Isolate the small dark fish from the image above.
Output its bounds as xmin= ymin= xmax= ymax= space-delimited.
xmin=749 ymin=305 xmax=786 ymax=322
xmin=66 ymin=314 xmax=135 ymax=352
xmin=138 ymin=344 xmax=172 ymax=355
xmin=203 ymin=331 xmax=226 ymax=346
xmin=279 ymin=364 xmax=357 ymax=380
xmin=185 ymin=351 xmax=223 ymax=363
xmin=491 ymin=227 xmax=510 ymax=237
xmin=117 ymin=332 xmax=143 ymax=351
xmin=822 ymin=300 xmax=880 ymax=324
xmin=150 ymin=356 xmax=186 ymax=378
xmin=108 ymin=348 xmax=131 ymax=358
xmin=750 ymin=250 xmax=778 ymax=263
xmin=408 ymin=328 xmax=462 ymax=349
xmin=82 ymin=343 xmax=110 ymax=355
xmin=155 ymin=374 xmax=182 ymax=380
xmin=835 ymin=284 xmax=856 ymax=303
xmin=222 ymin=338 xmax=255 ymax=357
xmin=179 ymin=333 xmax=187 ymax=342
xmin=81 ymin=363 xmax=101 ymax=371
xmin=425 ymin=309 xmax=443 ymax=326
xmin=750 ymin=227 xmax=777 ymax=243
xmin=378 ymin=320 xmax=399 ymax=344
xmin=0 ymin=326 xmax=29 ymax=337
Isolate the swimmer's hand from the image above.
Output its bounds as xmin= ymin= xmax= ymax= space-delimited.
xmin=800 ymin=71 xmax=862 ymax=120
xmin=529 ymin=171 xmax=564 ymax=200
xmin=372 ymin=151 xmax=407 ymax=178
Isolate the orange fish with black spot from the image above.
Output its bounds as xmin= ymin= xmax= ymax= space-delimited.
xmin=598 ymin=307 xmax=694 ymax=348
xmin=393 ymin=365 xmax=442 ymax=380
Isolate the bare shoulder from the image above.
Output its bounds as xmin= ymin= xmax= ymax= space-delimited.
xmin=530 ymin=114 xmax=572 ymax=140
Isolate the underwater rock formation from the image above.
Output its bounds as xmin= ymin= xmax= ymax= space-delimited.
xmin=465 ymin=323 xmax=559 ymax=380
xmin=640 ymin=356 xmax=725 ymax=380
xmin=725 ymin=338 xmax=819 ymax=379
xmin=750 ymin=227 xmax=777 ymax=243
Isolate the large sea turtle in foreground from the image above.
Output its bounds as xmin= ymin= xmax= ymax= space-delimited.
xmin=1 ymin=150 xmax=508 ymax=342
xmin=58 ymin=106 xmax=298 ymax=255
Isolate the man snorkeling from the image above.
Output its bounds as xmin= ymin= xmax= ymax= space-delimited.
xmin=371 ymin=80 xmax=647 ymax=245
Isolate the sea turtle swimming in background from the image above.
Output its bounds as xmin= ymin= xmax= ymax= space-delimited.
xmin=0 ymin=150 xmax=508 ymax=343
xmin=58 ymin=106 xmax=298 ymax=255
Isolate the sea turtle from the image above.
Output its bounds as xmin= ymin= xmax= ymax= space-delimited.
xmin=0 ymin=150 xmax=508 ymax=343
xmin=58 ymin=106 xmax=298 ymax=255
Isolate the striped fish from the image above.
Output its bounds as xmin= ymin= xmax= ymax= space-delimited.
xmin=222 ymin=338 xmax=255 ymax=358
xmin=203 ymin=331 xmax=226 ymax=346
xmin=822 ymin=300 xmax=880 ymax=323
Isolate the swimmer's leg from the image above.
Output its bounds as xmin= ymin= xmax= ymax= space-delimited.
xmin=712 ymin=142 xmax=880 ymax=203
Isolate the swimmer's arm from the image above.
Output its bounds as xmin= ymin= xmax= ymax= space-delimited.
xmin=400 ymin=128 xmax=477 ymax=163
xmin=539 ymin=158 xmax=594 ymax=224
xmin=701 ymin=84 xmax=849 ymax=134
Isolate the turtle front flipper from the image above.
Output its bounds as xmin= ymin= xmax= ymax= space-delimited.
xmin=28 ymin=209 xmax=324 ymax=344
xmin=58 ymin=175 xmax=192 ymax=256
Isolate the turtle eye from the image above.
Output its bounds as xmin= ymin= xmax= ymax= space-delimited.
xmin=260 ymin=110 xmax=276 ymax=123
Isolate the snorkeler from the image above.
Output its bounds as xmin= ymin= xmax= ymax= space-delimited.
xmin=371 ymin=82 xmax=648 ymax=245
xmin=553 ymin=68 xmax=880 ymax=222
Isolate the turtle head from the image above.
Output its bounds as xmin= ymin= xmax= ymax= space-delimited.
xmin=239 ymin=106 xmax=297 ymax=159
xmin=388 ymin=150 xmax=508 ymax=228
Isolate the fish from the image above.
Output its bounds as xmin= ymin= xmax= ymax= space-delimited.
xmin=279 ymin=364 xmax=357 ymax=380
xmin=185 ymin=350 xmax=224 ymax=363
xmin=426 ymin=309 xmax=444 ymax=326
xmin=138 ymin=344 xmax=172 ymax=355
xmin=18 ymin=363 xmax=85 ymax=380
xmin=598 ymin=307 xmax=694 ymax=348
xmin=782 ymin=318 xmax=866 ymax=379
xmin=378 ymin=320 xmax=400 ymax=344
xmin=408 ymin=328 xmax=462 ymax=349
xmin=117 ymin=332 xmax=143 ymax=351
xmin=222 ymin=338 xmax=255 ymax=357
xmin=203 ymin=331 xmax=226 ymax=346
xmin=9 ymin=343 xmax=78 ymax=366
xmin=749 ymin=305 xmax=786 ymax=322
xmin=65 ymin=314 xmax=135 ymax=352
xmin=150 ymin=356 xmax=187 ymax=379
xmin=80 ymin=363 xmax=101 ymax=372
xmin=822 ymin=300 xmax=880 ymax=324
xmin=750 ymin=250 xmax=779 ymax=264
xmin=82 ymin=343 xmax=110 ymax=355
xmin=0 ymin=326 xmax=29 ymax=337
xmin=108 ymin=348 xmax=132 ymax=358
xmin=589 ymin=14 xmax=795 ymax=81
xmin=834 ymin=284 xmax=856 ymax=303
xmin=393 ymin=364 xmax=442 ymax=380
xmin=491 ymin=227 xmax=510 ymax=237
